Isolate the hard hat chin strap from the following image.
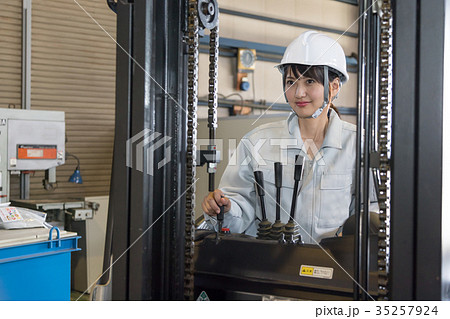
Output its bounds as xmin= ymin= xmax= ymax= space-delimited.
xmin=307 ymin=66 xmax=329 ymax=119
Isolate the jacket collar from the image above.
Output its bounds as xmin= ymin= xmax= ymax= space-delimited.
xmin=287 ymin=108 xmax=343 ymax=150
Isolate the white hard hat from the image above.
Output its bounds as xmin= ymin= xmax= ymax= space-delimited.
xmin=276 ymin=31 xmax=349 ymax=83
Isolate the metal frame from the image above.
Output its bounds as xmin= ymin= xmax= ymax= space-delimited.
xmin=106 ymin=0 xmax=188 ymax=300
xmin=334 ymin=0 xmax=358 ymax=5
xmin=198 ymin=35 xmax=359 ymax=69
xmin=103 ymin=0 xmax=446 ymax=301
xmin=442 ymin=0 xmax=450 ymax=301
xmin=22 ymin=0 xmax=31 ymax=110
xmin=390 ymin=0 xmax=444 ymax=300
xmin=219 ymin=8 xmax=358 ymax=38
xmin=103 ymin=0 xmax=132 ymax=300
xmin=356 ymin=0 xmax=382 ymax=300
xmin=198 ymin=98 xmax=357 ymax=115
xmin=20 ymin=0 xmax=32 ymax=200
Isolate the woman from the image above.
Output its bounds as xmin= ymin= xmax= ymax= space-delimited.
xmin=201 ymin=31 xmax=376 ymax=244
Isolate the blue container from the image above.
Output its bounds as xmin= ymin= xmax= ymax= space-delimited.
xmin=0 ymin=227 xmax=80 ymax=301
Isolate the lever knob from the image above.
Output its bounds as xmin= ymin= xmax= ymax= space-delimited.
xmin=294 ymin=155 xmax=304 ymax=181
xmin=274 ymin=162 xmax=282 ymax=188
xmin=253 ymin=171 xmax=265 ymax=196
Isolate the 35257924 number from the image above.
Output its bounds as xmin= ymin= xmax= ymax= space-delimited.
xmin=375 ymin=305 xmax=438 ymax=316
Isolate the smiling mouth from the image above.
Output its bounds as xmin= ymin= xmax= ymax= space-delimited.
xmin=295 ymin=101 xmax=310 ymax=107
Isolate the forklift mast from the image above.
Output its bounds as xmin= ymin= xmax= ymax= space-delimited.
xmin=100 ymin=0 xmax=446 ymax=300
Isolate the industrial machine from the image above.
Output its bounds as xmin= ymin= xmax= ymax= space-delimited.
xmin=193 ymin=159 xmax=381 ymax=301
xmin=194 ymin=232 xmax=379 ymax=301
xmin=99 ymin=0 xmax=446 ymax=301
xmin=0 ymin=110 xmax=85 ymax=301
xmin=0 ymin=109 xmax=106 ymax=296
xmin=186 ymin=0 xmax=383 ymax=301
xmin=0 ymin=109 xmax=65 ymax=203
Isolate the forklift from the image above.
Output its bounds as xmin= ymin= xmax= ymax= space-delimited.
xmin=92 ymin=0 xmax=446 ymax=301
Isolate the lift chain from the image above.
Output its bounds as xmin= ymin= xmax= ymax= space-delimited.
xmin=208 ymin=26 xmax=219 ymax=141
xmin=377 ymin=0 xmax=392 ymax=301
xmin=184 ymin=0 xmax=219 ymax=301
xmin=185 ymin=0 xmax=199 ymax=301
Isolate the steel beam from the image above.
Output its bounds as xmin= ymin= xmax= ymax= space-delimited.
xmin=220 ymin=8 xmax=358 ymax=38
xmin=414 ymin=0 xmax=444 ymax=301
xmin=198 ymin=35 xmax=358 ymax=71
xmin=390 ymin=0 xmax=444 ymax=300
xmin=108 ymin=0 xmax=187 ymax=301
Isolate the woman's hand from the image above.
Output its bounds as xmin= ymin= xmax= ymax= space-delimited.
xmin=202 ymin=189 xmax=231 ymax=217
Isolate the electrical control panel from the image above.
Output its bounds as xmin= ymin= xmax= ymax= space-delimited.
xmin=0 ymin=109 xmax=65 ymax=203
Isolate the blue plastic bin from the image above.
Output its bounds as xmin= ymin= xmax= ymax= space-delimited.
xmin=0 ymin=227 xmax=80 ymax=301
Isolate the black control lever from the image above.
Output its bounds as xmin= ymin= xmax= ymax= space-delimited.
xmin=271 ymin=162 xmax=285 ymax=240
xmin=285 ymin=155 xmax=304 ymax=243
xmin=216 ymin=202 xmax=224 ymax=241
xmin=254 ymin=171 xmax=272 ymax=239
xmin=289 ymin=155 xmax=304 ymax=220
xmin=275 ymin=162 xmax=282 ymax=221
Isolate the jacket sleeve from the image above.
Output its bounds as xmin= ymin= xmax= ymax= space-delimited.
xmin=203 ymin=138 xmax=257 ymax=233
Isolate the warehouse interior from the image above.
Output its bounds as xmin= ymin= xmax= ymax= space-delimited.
xmin=0 ymin=0 xmax=449 ymax=302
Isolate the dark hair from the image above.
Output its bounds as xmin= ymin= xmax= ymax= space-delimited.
xmin=282 ymin=64 xmax=342 ymax=84
xmin=282 ymin=64 xmax=342 ymax=117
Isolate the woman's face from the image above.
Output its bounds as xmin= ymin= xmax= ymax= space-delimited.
xmin=284 ymin=67 xmax=326 ymax=119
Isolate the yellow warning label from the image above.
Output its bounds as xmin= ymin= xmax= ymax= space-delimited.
xmin=300 ymin=266 xmax=314 ymax=276
xmin=299 ymin=265 xmax=333 ymax=279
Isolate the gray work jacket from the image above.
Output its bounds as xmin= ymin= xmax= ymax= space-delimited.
xmin=205 ymin=109 xmax=378 ymax=244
